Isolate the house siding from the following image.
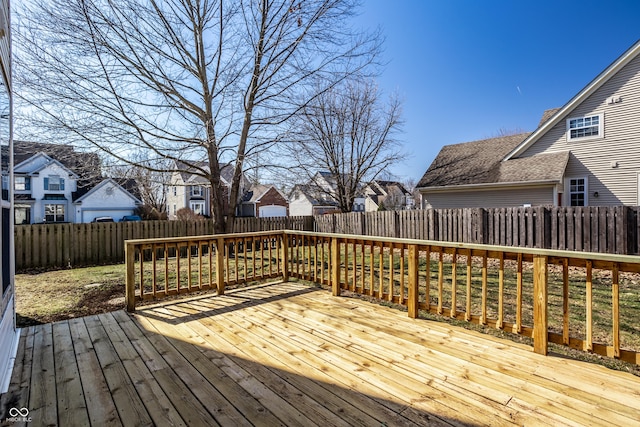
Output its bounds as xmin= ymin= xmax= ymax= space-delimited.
xmin=519 ymin=54 xmax=640 ymax=206
xmin=423 ymin=186 xmax=554 ymax=209
xmin=289 ymin=194 xmax=313 ymax=216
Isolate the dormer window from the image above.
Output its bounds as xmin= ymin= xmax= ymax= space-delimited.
xmin=567 ymin=113 xmax=602 ymax=141
xmin=44 ymin=175 xmax=65 ymax=191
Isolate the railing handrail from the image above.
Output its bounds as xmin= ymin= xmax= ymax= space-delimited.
xmin=124 ymin=229 xmax=640 ymax=364
xmin=287 ymin=230 xmax=640 ymax=267
xmin=123 ymin=229 xmax=286 ymax=246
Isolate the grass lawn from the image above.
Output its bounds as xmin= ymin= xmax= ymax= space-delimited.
xmin=15 ymin=264 xmax=127 ymax=326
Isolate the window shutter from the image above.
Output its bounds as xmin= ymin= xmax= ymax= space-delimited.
xmin=60 ymin=178 xmax=65 ymax=191
xmin=25 ymin=177 xmax=31 ymax=191
xmin=44 ymin=177 xmax=49 ymax=190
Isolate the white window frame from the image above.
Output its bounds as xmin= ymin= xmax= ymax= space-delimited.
xmin=190 ymin=201 xmax=205 ymax=216
xmin=567 ymin=177 xmax=588 ymax=207
xmin=46 ymin=175 xmax=63 ymax=191
xmin=44 ymin=204 xmax=65 ymax=222
xmin=191 ymin=185 xmax=202 ymax=197
xmin=566 ymin=112 xmax=603 ymax=141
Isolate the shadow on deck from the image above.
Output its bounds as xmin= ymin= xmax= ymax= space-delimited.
xmin=2 ymin=281 xmax=640 ymax=426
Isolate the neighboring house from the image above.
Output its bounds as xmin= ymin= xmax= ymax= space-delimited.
xmin=2 ymin=143 xmax=141 ymax=223
xmin=0 ymin=0 xmax=17 ymax=393
xmin=289 ymin=183 xmax=340 ymax=216
xmin=73 ymin=178 xmax=142 ymax=223
xmin=167 ymin=160 xmax=251 ymax=219
xmin=361 ymin=180 xmax=414 ymax=211
xmin=418 ymin=39 xmax=640 ymax=209
xmin=238 ymin=183 xmax=289 ymax=218
xmin=13 ymin=152 xmax=79 ymax=224
xmin=289 ymin=171 xmax=354 ymax=216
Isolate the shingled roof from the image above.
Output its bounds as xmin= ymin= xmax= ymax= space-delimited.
xmin=417 ymin=132 xmax=569 ymax=189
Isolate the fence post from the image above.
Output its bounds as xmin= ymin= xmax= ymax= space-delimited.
xmin=282 ymin=232 xmax=289 ymax=282
xmin=216 ymin=236 xmax=225 ymax=295
xmin=533 ymin=254 xmax=548 ymax=355
xmin=407 ymin=244 xmax=419 ymax=319
xmin=125 ymin=241 xmax=136 ymax=312
xmin=331 ymin=237 xmax=340 ymax=296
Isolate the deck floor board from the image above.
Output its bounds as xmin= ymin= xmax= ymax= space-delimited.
xmin=2 ymin=281 xmax=640 ymax=426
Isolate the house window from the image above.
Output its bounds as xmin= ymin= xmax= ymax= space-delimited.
xmin=191 ymin=186 xmax=202 ymax=197
xmin=567 ymin=113 xmax=602 ymax=141
xmin=190 ymin=201 xmax=205 ymax=216
xmin=172 ymin=186 xmax=177 ymax=196
xmin=15 ymin=205 xmax=31 ymax=225
xmin=173 ymin=204 xmax=177 ymax=215
xmin=44 ymin=204 xmax=65 ymax=222
xmin=1 ymin=175 xmax=7 ymax=201
xmin=15 ymin=176 xmax=30 ymax=191
xmin=569 ymin=178 xmax=587 ymax=206
xmin=44 ymin=175 xmax=65 ymax=191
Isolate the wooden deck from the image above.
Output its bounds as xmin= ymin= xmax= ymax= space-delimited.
xmin=2 ymin=282 xmax=640 ymax=426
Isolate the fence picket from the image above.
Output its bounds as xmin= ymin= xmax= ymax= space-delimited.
xmin=14 ymin=207 xmax=640 ymax=270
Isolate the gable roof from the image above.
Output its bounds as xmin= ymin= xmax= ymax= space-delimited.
xmin=31 ymin=157 xmax=79 ymax=178
xmin=3 ymin=141 xmax=102 ymax=180
xmin=73 ymin=178 xmax=142 ymax=204
xmin=418 ymin=133 xmax=530 ymax=188
xmin=290 ymin=183 xmax=339 ymax=207
xmin=417 ymin=131 xmax=570 ymax=190
xmin=505 ymin=39 xmax=640 ymax=160
xmin=174 ymin=160 xmax=250 ymax=188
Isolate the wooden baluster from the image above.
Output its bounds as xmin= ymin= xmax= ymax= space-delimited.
xmin=450 ymin=249 xmax=457 ymax=318
xmin=516 ymin=253 xmax=523 ymax=334
xmin=533 ymin=254 xmax=548 ymax=355
xmin=408 ymin=244 xmax=419 ymax=319
xmin=612 ymin=263 xmax=620 ymax=358
xmin=481 ymin=252 xmax=487 ymax=325
xmin=389 ymin=245 xmax=395 ymax=302
xmin=465 ymin=251 xmax=472 ymax=322
xmin=438 ymin=251 xmax=444 ymax=315
xmin=497 ymin=252 xmax=504 ymax=329
xmin=562 ymin=258 xmax=569 ymax=345
xmin=586 ymin=260 xmax=593 ymax=352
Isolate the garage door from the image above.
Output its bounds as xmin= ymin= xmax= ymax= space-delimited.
xmin=259 ymin=205 xmax=287 ymax=218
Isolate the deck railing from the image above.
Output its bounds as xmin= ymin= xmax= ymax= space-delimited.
xmin=126 ymin=230 xmax=640 ymax=364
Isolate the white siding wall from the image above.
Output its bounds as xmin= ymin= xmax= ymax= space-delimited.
xmin=166 ymin=171 xmax=187 ymax=219
xmin=289 ymin=194 xmax=313 ymax=216
xmin=74 ymin=183 xmax=138 ymax=223
xmin=423 ymin=186 xmax=554 ymax=209
xmin=520 ymin=54 xmax=640 ymax=206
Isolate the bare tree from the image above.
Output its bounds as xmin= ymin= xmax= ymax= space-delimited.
xmin=290 ymin=79 xmax=403 ymax=212
xmin=107 ymin=156 xmax=171 ymax=217
xmin=15 ymin=0 xmax=380 ymax=232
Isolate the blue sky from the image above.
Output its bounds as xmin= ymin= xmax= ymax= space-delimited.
xmin=355 ymin=1 xmax=640 ymax=183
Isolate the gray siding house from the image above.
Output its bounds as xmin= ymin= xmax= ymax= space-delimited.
xmin=418 ymin=39 xmax=640 ymax=209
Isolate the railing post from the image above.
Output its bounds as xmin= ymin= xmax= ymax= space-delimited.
xmin=407 ymin=244 xmax=419 ymax=319
xmin=282 ymin=232 xmax=289 ymax=282
xmin=331 ymin=237 xmax=340 ymax=296
xmin=125 ymin=241 xmax=136 ymax=312
xmin=216 ymin=236 xmax=225 ymax=295
xmin=533 ymin=254 xmax=548 ymax=355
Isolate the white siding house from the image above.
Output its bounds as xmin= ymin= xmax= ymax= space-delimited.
xmin=73 ymin=178 xmax=142 ymax=223
xmin=418 ymin=39 xmax=640 ymax=209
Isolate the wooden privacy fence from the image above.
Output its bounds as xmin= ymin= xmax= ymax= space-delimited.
xmin=13 ymin=216 xmax=313 ymax=270
xmin=315 ymin=206 xmax=640 ymax=255
xmin=125 ymin=230 xmax=640 ymax=365
xmin=13 ymin=206 xmax=640 ymax=270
